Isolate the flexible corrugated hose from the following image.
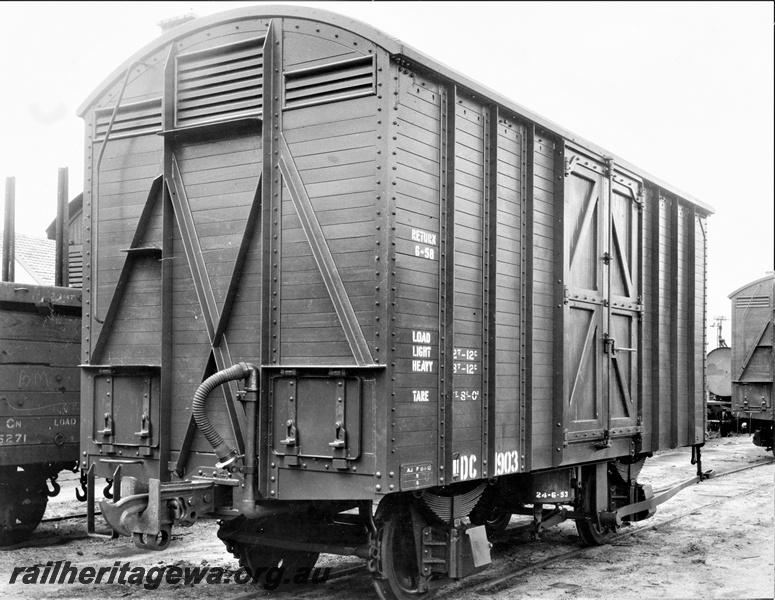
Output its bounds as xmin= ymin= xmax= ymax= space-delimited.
xmin=192 ymin=362 xmax=249 ymax=467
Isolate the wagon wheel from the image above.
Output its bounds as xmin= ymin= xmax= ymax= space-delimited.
xmin=230 ymin=541 xmax=320 ymax=588
xmin=222 ymin=518 xmax=319 ymax=588
xmin=575 ymin=467 xmax=614 ymax=546
xmin=469 ymin=499 xmax=511 ymax=537
xmin=372 ymin=503 xmax=437 ymax=600
xmin=0 ymin=469 xmax=49 ymax=546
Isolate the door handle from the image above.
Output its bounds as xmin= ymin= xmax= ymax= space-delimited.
xmin=604 ymin=335 xmax=636 ymax=355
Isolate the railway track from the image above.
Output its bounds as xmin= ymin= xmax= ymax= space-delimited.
xmin=442 ymin=456 xmax=775 ymax=598
xmin=220 ymin=455 xmax=774 ymax=600
xmin=4 ymin=454 xmax=770 ymax=597
xmin=0 ymin=510 xmax=97 ymax=550
xmin=40 ymin=511 xmax=94 ymax=525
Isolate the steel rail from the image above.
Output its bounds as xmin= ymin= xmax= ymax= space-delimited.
xmin=220 ymin=457 xmax=774 ymax=600
xmin=228 ymin=565 xmax=366 ymax=600
xmin=453 ymin=457 xmax=774 ymax=596
xmin=461 ymin=488 xmax=763 ymax=596
xmin=41 ymin=511 xmax=96 ymax=524
xmin=33 ymin=458 xmax=774 ymax=531
xmin=12 ymin=457 xmax=771 ymax=596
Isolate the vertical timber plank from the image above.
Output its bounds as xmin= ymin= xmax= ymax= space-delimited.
xmin=670 ymin=195 xmax=679 ymax=448
xmin=484 ymin=105 xmax=498 ymax=477
xmin=438 ymin=83 xmax=456 ymax=485
xmin=552 ymin=140 xmax=566 ymax=467
xmin=524 ymin=124 xmax=535 ymax=471
xmin=159 ymin=43 xmax=176 ymax=480
xmin=687 ymin=203 xmax=696 ymax=444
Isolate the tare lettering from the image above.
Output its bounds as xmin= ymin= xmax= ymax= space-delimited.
xmin=412 ymin=390 xmax=430 ymax=402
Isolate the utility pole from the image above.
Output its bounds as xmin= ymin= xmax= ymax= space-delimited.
xmin=712 ymin=316 xmax=728 ymax=348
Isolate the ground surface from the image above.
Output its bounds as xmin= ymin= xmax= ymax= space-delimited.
xmin=0 ymin=434 xmax=772 ymax=600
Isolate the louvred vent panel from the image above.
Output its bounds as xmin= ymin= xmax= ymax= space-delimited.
xmin=175 ymin=37 xmax=264 ymax=127
xmin=284 ymin=55 xmax=375 ymax=109
xmin=736 ymin=295 xmax=770 ymax=308
xmin=94 ymin=99 xmax=162 ymax=141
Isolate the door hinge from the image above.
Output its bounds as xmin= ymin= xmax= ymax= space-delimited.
xmin=594 ymin=430 xmax=612 ymax=450
xmin=564 ymin=155 xmax=578 ymax=178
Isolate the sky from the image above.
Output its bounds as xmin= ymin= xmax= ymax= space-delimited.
xmin=0 ymin=0 xmax=772 ymax=337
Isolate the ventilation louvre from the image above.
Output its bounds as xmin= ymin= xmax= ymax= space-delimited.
xmin=94 ymin=99 xmax=162 ymax=141
xmin=175 ymin=37 xmax=265 ymax=127
xmin=284 ymin=55 xmax=375 ymax=109
xmin=736 ymin=295 xmax=771 ymax=308
xmin=68 ymin=247 xmax=83 ymax=288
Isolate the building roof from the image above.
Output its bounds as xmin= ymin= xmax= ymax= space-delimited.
xmin=45 ymin=193 xmax=83 ymax=240
xmin=0 ymin=231 xmax=57 ymax=285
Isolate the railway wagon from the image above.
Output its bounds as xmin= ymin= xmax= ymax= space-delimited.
xmin=729 ymin=273 xmax=774 ymax=454
xmin=0 ymin=283 xmax=82 ymax=544
xmin=706 ymin=346 xmax=733 ymax=434
xmin=1 ymin=175 xmax=83 ymax=545
xmin=80 ymin=6 xmax=712 ymax=598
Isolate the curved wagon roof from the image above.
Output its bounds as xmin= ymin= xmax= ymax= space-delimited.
xmin=728 ymin=272 xmax=775 ymax=299
xmin=78 ymin=4 xmax=713 ymax=214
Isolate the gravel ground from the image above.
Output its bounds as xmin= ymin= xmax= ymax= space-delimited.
xmin=1 ymin=433 xmax=772 ymax=600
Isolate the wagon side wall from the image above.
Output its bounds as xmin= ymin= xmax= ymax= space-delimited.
xmin=0 ymin=285 xmax=81 ymax=466
xmin=78 ymin=10 xmax=710 ymax=501
xmin=729 ymin=275 xmax=774 ymax=421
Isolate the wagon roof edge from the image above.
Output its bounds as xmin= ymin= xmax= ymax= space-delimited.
xmin=75 ymin=4 xmax=404 ymax=118
xmin=727 ymin=273 xmax=775 ymax=299
xmin=77 ymin=4 xmax=714 ymax=214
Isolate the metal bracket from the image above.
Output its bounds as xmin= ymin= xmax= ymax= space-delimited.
xmin=329 ymin=421 xmax=347 ymax=449
xmin=329 ymin=377 xmax=349 ymax=469
xmin=600 ymin=474 xmax=702 ymax=527
xmin=594 ymin=430 xmax=612 ymax=450
xmin=603 ymin=333 xmax=613 ymax=354
xmin=98 ymin=413 xmax=113 ymax=436
xmin=134 ymin=412 xmax=150 ymax=438
xmin=564 ymin=155 xmax=578 ymax=177
xmin=86 ymin=463 xmax=119 ymax=540
xmin=96 ymin=371 xmax=114 ymax=437
xmin=134 ymin=377 xmax=152 ymax=443
xmin=532 ymin=506 xmax=570 ymax=537
xmin=281 ymin=419 xmax=297 ymax=446
xmin=603 ymin=334 xmax=636 ymax=357
xmin=329 ymin=377 xmax=347 ymax=449
xmin=99 ymin=477 xmax=216 ymax=549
